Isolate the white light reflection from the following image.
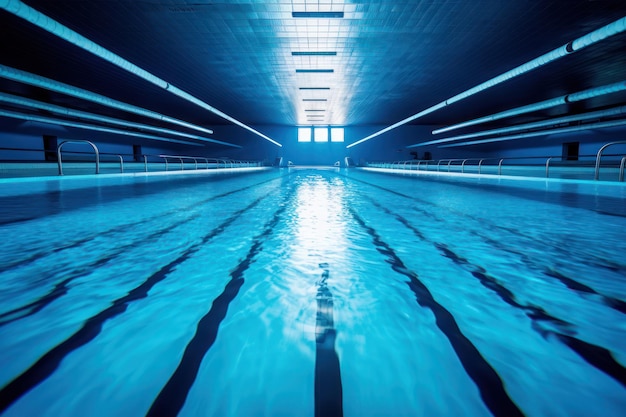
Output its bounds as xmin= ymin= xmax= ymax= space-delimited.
xmin=293 ymin=175 xmax=348 ymax=267
xmin=285 ymin=175 xmax=350 ymax=339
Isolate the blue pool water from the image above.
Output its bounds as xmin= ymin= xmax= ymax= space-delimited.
xmin=0 ymin=167 xmax=625 ymax=417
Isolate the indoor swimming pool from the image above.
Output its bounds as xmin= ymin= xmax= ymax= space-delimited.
xmin=0 ymin=167 xmax=625 ymax=417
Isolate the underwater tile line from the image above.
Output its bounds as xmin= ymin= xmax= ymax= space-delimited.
xmin=314 ymin=262 xmax=343 ymax=417
xmin=543 ymin=269 xmax=626 ymax=315
xmin=0 ymin=212 xmax=202 ymax=327
xmin=0 ymin=173 xmax=285 ymax=273
xmin=347 ymin=204 xmax=525 ymax=417
xmin=346 ymin=173 xmax=626 ymax=289
xmin=371 ymin=197 xmax=626 ymax=389
xmin=466 ymin=230 xmax=626 ymax=314
xmin=146 ymin=184 xmax=298 ymax=417
xmin=0 ymin=188 xmax=277 ymax=413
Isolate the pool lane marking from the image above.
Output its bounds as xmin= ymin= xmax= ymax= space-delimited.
xmin=543 ymin=269 xmax=626 ymax=315
xmin=347 ymin=206 xmax=525 ymax=417
xmin=470 ymin=231 xmax=626 ymax=316
xmin=314 ymin=262 xmax=343 ymax=417
xmin=344 ymin=173 xmax=626 ymax=305
xmin=367 ymin=198 xmax=626 ymax=389
xmin=0 ymin=173 xmax=289 ymax=322
xmin=145 ymin=185 xmax=297 ymax=417
xmin=0 ymin=190 xmax=275 ymax=413
xmin=0 ymin=173 xmax=287 ymax=273
xmin=0 ymin=212 xmax=202 ymax=327
xmin=342 ymin=172 xmax=626 ymax=276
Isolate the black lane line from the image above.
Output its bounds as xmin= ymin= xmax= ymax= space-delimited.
xmin=347 ymin=206 xmax=525 ymax=417
xmin=342 ymin=172 xmax=626 ymax=276
xmin=0 ymin=191 xmax=273 ymax=413
xmin=314 ymin=263 xmax=343 ymax=417
xmin=543 ymin=269 xmax=626 ymax=315
xmin=145 ymin=185 xmax=296 ymax=417
xmin=372 ymin=197 xmax=626 ymax=389
xmin=0 ymin=174 xmax=285 ymax=274
xmin=348 ymin=173 xmax=626 ymax=306
xmin=0 ymin=212 xmax=202 ymax=327
xmin=465 ymin=221 xmax=626 ymax=316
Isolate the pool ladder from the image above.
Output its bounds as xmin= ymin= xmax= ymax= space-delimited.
xmin=57 ymin=140 xmax=100 ymax=175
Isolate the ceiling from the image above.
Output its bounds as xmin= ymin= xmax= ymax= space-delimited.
xmin=0 ymin=0 xmax=625 ymax=148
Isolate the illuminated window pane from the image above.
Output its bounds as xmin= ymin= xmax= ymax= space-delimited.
xmin=331 ymin=128 xmax=344 ymax=142
xmin=298 ymin=127 xmax=311 ymax=142
xmin=314 ymin=127 xmax=328 ymax=142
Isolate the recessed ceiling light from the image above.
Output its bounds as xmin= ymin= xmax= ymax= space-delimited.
xmin=299 ymin=87 xmax=331 ymax=90
xmin=292 ymin=11 xmax=344 ymax=18
xmin=292 ymin=51 xmax=337 ymax=56
xmin=296 ymin=69 xmax=334 ymax=73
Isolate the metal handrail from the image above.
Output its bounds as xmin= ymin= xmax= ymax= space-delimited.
xmin=117 ymin=155 xmax=124 ymax=173
xmin=460 ymin=158 xmax=485 ymax=173
xmin=620 ymin=157 xmax=626 ymax=182
xmin=594 ymin=141 xmax=626 ymax=180
xmin=545 ymin=157 xmax=553 ymax=178
xmin=57 ymin=140 xmax=100 ymax=175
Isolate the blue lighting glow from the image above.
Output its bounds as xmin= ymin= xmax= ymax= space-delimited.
xmin=433 ymin=80 xmax=626 ymax=135
xmin=292 ymin=11 xmax=344 ymax=18
xmin=292 ymin=52 xmax=337 ymax=56
xmin=346 ymin=16 xmax=626 ymax=148
xmin=438 ymin=118 xmax=626 ymax=148
xmin=0 ymin=91 xmax=238 ymax=147
xmin=0 ymin=0 xmax=282 ymax=147
xmin=411 ymin=105 xmax=626 ymax=148
xmin=0 ymin=108 xmax=206 ymax=146
xmin=296 ymin=69 xmax=334 ymax=73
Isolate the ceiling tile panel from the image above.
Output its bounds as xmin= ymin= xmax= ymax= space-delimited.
xmin=0 ymin=0 xmax=624 ymax=136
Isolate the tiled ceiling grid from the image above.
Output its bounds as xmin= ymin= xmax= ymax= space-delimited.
xmin=0 ymin=0 xmax=625 ymax=137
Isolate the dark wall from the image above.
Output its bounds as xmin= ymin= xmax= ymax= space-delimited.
xmin=1 ymin=117 xmax=625 ymax=165
xmin=0 ymin=118 xmax=250 ymax=162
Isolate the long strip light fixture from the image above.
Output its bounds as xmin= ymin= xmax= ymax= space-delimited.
xmin=0 ymin=92 xmax=240 ymax=147
xmin=0 ymin=108 xmax=204 ymax=146
xmin=433 ymin=80 xmax=626 ymax=135
xmin=0 ymin=0 xmax=282 ymax=147
xmin=410 ymin=105 xmax=626 ymax=148
xmin=346 ymin=16 xmax=626 ymax=149
xmin=0 ymin=64 xmax=214 ymax=136
xmin=438 ymin=118 xmax=626 ymax=148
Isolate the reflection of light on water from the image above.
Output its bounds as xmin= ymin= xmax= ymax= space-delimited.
xmin=275 ymin=174 xmax=348 ymax=341
xmin=293 ymin=175 xmax=347 ymax=263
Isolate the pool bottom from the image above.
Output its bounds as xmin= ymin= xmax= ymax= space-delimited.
xmin=0 ymin=167 xmax=624 ymax=417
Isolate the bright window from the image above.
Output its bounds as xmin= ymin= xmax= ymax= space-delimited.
xmin=330 ymin=128 xmax=344 ymax=142
xmin=314 ymin=127 xmax=328 ymax=142
xmin=298 ymin=127 xmax=311 ymax=142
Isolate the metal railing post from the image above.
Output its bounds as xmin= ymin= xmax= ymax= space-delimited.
xmin=498 ymin=159 xmax=504 ymax=175
xmin=545 ymin=157 xmax=553 ymax=178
